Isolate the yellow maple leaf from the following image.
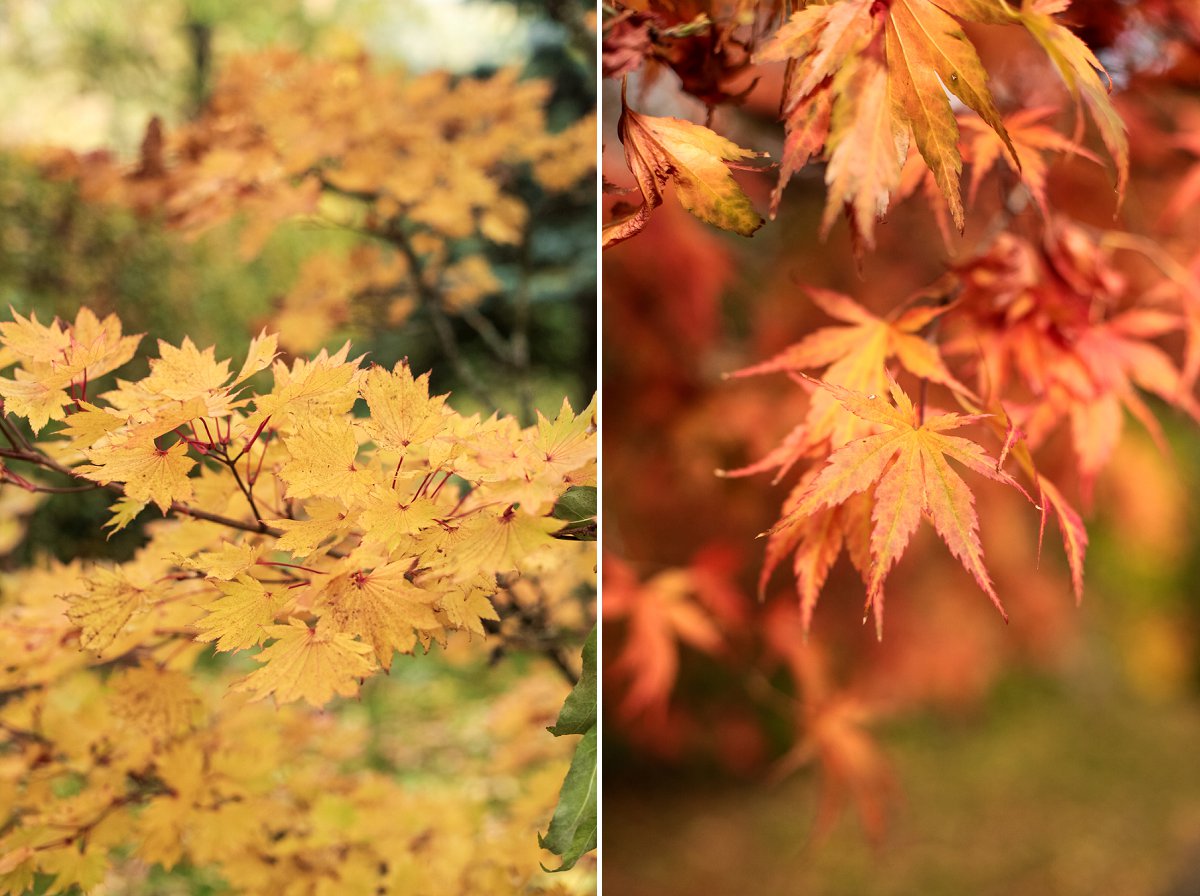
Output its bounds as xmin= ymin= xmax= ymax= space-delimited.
xmin=436 ymin=586 xmax=499 ymax=637
xmin=194 ymin=576 xmax=283 ymax=652
xmin=232 ymin=617 xmax=377 ymax=707
xmin=62 ymin=566 xmax=154 ymax=652
xmin=232 ymin=329 xmax=280 ymax=386
xmin=180 ymin=541 xmax=264 ymax=580
xmin=62 ymin=306 xmax=142 ymax=381
xmin=358 ymin=488 xmax=439 ymax=553
xmin=438 ymin=506 xmax=560 ymax=581
xmin=532 ymin=394 xmax=597 ymax=480
xmin=108 ymin=663 xmax=203 ymax=740
xmin=319 ymin=562 xmax=443 ymax=669
xmin=279 ymin=417 xmax=370 ymax=501
xmin=0 ymin=367 xmax=74 ymax=432
xmin=360 ymin=361 xmax=448 ymax=451
xmin=251 ymin=342 xmax=363 ymax=432
xmin=57 ymin=401 xmax=127 ymax=449
xmin=141 ymin=336 xmax=234 ymax=401
xmin=0 ymin=308 xmax=71 ymax=364
xmin=268 ymin=497 xmax=355 ymax=558
xmin=77 ymin=440 xmax=196 ymax=513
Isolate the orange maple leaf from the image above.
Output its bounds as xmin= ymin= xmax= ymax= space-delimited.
xmin=1015 ymin=0 xmax=1129 ymax=202
xmin=604 ymin=554 xmax=725 ymax=720
xmin=757 ymin=0 xmax=1015 ymax=246
xmin=726 ymin=287 xmax=973 ymax=480
xmin=756 ymin=0 xmax=1125 ymax=246
xmin=961 ymin=106 xmax=1100 ymax=215
xmin=778 ymin=377 xmax=1023 ymax=636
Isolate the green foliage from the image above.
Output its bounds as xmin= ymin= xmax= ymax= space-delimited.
xmin=540 ymin=626 xmax=598 ymax=872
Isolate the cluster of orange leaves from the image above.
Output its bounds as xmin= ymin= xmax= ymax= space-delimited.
xmin=0 ymin=306 xmax=595 ymax=893
xmin=602 ymin=0 xmax=1200 ymax=836
xmin=42 ymin=50 xmax=596 ymax=352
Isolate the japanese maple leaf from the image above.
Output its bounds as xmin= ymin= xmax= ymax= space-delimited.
xmin=279 ymin=417 xmax=371 ymax=501
xmin=358 ymin=488 xmax=438 ymax=553
xmin=194 ymin=576 xmax=283 ymax=652
xmin=605 ymin=82 xmax=765 ymax=247
xmin=269 ymin=497 xmax=358 ymax=558
xmin=1015 ymin=0 xmax=1129 ymax=202
xmin=1064 ymin=308 xmax=1200 ymax=498
xmin=318 ymin=562 xmax=443 ymax=669
xmin=232 ymin=617 xmax=377 ymax=707
xmin=0 ymin=308 xmax=141 ymax=432
xmin=532 ymin=394 xmax=597 ymax=480
xmin=360 ymin=361 xmax=448 ymax=452
xmin=780 ymin=378 xmax=1022 ymax=637
xmin=726 ymin=287 xmax=973 ymax=479
xmin=756 ymin=0 xmax=1015 ymax=246
xmin=603 ymin=554 xmax=724 ymax=720
xmin=77 ymin=440 xmax=197 ymax=514
xmin=437 ymin=505 xmax=562 ymax=582
xmin=962 ymin=107 xmax=1099 ymax=215
xmin=759 ymin=467 xmax=873 ymax=633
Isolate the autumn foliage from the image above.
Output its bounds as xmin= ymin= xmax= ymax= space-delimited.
xmin=603 ymin=0 xmax=1200 ymax=846
xmin=0 ymin=40 xmax=596 ymax=896
xmin=43 ymin=49 xmax=595 ymax=359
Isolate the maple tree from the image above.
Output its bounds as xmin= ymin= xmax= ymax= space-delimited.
xmin=37 ymin=46 xmax=595 ymax=420
xmin=603 ymin=0 xmax=1200 ymax=877
xmin=0 ymin=18 xmax=598 ymax=893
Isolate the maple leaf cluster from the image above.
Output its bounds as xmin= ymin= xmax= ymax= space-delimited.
xmin=41 ymin=49 xmax=596 ymax=353
xmin=0 ymin=652 xmax=584 ymax=895
xmin=0 ymin=306 xmax=595 ymax=704
xmin=0 ymin=304 xmax=596 ymax=891
xmin=602 ymin=0 xmax=1200 ymax=842
xmin=604 ymin=0 xmax=1126 ymax=250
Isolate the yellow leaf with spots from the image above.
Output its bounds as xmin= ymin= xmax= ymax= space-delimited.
xmin=358 ymin=490 xmax=439 ymax=553
xmin=279 ymin=417 xmax=369 ymax=501
xmin=441 ymin=507 xmax=561 ymax=581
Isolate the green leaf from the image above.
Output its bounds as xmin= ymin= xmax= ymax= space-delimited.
xmin=548 ymin=625 xmax=596 ymax=736
xmin=539 ymin=627 xmax=597 ymax=871
xmin=539 ymin=727 xmax=597 ymax=872
xmin=551 ymin=485 xmax=597 ymax=541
